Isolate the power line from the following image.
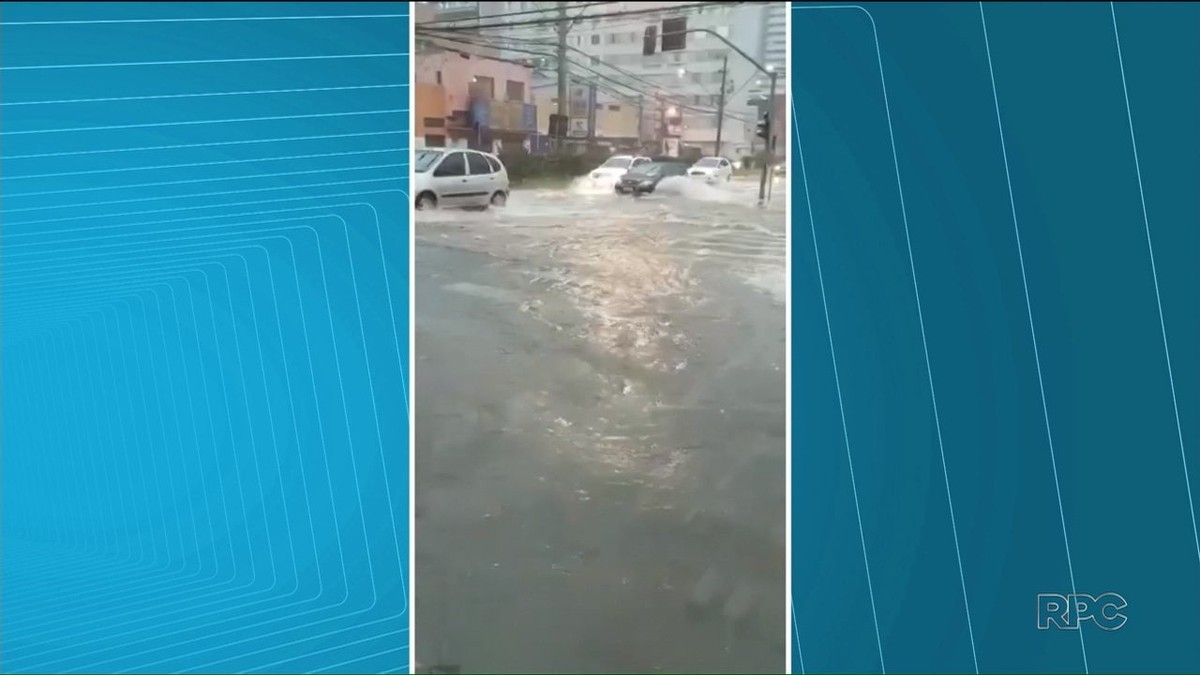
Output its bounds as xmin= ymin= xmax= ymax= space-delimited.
xmin=420 ymin=29 xmax=754 ymax=122
xmin=418 ymin=2 xmax=741 ymax=33
xmin=425 ymin=32 xmax=647 ymax=102
xmin=414 ymin=4 xmax=749 ymax=103
xmin=729 ymin=70 xmax=760 ymax=101
xmin=427 ymin=28 xmax=751 ymax=120
xmin=415 ymin=1 xmax=615 ymax=28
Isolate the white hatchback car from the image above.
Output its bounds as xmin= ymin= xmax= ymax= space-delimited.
xmin=588 ymin=154 xmax=652 ymax=186
xmin=414 ymin=148 xmax=510 ymax=210
xmin=687 ymin=156 xmax=733 ymax=183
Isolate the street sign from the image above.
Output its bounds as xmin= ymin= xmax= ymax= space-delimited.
xmin=569 ymin=117 xmax=588 ymax=138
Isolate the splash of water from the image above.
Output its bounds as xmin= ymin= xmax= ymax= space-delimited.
xmin=652 ymin=176 xmax=742 ymax=203
xmin=568 ymin=174 xmax=621 ymax=196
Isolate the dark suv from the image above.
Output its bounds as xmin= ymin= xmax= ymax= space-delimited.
xmin=614 ymin=159 xmax=691 ymax=195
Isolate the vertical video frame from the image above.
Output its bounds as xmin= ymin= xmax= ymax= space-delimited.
xmin=412 ymin=2 xmax=789 ymax=672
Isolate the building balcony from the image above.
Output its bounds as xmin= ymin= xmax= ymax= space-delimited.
xmin=445 ymin=98 xmax=538 ymax=135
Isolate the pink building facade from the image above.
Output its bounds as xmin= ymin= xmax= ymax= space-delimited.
xmin=414 ymin=49 xmax=537 ymax=151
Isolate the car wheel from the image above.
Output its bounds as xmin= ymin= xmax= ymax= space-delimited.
xmin=416 ymin=192 xmax=437 ymax=210
xmin=490 ymin=191 xmax=507 ymax=207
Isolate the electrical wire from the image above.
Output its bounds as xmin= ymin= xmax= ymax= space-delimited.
xmin=418 ymin=28 xmax=755 ymax=122
xmin=418 ymin=2 xmax=742 ymax=33
xmin=420 ymin=29 xmax=754 ymax=123
xmin=415 ymin=1 xmax=616 ymax=28
xmin=417 ymin=5 xmax=762 ymax=111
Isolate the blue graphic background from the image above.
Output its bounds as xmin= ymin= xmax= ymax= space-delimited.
xmin=790 ymin=3 xmax=1199 ymax=673
xmin=1 ymin=3 xmax=410 ymax=673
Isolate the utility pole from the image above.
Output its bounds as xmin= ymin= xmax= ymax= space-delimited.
xmin=556 ymin=1 xmax=569 ymax=151
xmin=637 ymin=94 xmax=644 ymax=147
xmin=659 ymin=96 xmax=670 ymax=155
xmin=714 ymin=54 xmax=728 ymax=157
xmin=757 ymin=69 xmax=778 ymax=205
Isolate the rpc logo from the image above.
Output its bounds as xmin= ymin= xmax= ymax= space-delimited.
xmin=1037 ymin=593 xmax=1127 ymax=631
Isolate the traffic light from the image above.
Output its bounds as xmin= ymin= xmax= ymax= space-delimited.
xmin=643 ymin=26 xmax=657 ymax=56
xmin=756 ymin=113 xmax=769 ymax=140
xmin=662 ymin=17 xmax=687 ymax=51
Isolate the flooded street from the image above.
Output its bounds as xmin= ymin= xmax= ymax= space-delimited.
xmin=415 ymin=177 xmax=787 ymax=673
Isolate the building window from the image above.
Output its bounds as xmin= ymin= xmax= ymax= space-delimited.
xmin=425 ymin=134 xmax=446 ymax=147
xmin=505 ymin=80 xmax=525 ymax=102
xmin=591 ymin=34 xmax=600 ymax=45
xmin=423 ymin=117 xmax=446 ymax=128
xmin=435 ymin=71 xmax=443 ymax=85
xmin=608 ymin=104 xmax=620 ymax=111
xmin=607 ymin=33 xmax=618 ymax=44
xmin=473 ymin=75 xmax=495 ymax=99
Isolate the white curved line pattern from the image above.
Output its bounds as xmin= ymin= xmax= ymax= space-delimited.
xmin=0 ymin=3 xmax=411 ymax=673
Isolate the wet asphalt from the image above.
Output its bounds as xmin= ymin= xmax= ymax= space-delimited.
xmin=414 ymin=177 xmax=788 ymax=674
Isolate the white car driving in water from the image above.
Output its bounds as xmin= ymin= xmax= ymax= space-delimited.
xmin=688 ymin=156 xmax=733 ymax=183
xmin=588 ymin=154 xmax=652 ymax=186
xmin=414 ymin=148 xmax=510 ymax=210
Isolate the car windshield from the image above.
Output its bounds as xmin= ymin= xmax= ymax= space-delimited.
xmin=629 ymin=163 xmax=664 ymax=176
xmin=695 ymin=158 xmax=722 ymax=168
xmin=600 ymin=157 xmax=632 ymax=169
xmin=415 ymin=149 xmax=444 ymax=173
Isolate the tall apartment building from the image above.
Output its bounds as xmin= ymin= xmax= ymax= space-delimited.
xmin=418 ymin=1 xmax=785 ymax=158
xmin=761 ymin=3 xmax=788 ymax=80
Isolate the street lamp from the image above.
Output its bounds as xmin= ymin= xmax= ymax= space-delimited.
xmin=666 ymin=107 xmax=678 ymax=117
xmin=677 ymin=67 xmax=686 ymax=77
